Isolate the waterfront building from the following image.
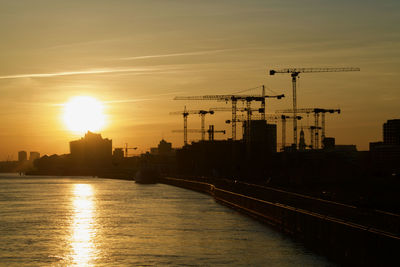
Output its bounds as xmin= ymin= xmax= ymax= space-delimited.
xmin=158 ymin=139 xmax=173 ymax=155
xmin=243 ymin=120 xmax=277 ymax=153
xmin=369 ymin=119 xmax=400 ymax=175
xmin=29 ymin=151 xmax=40 ymax=161
xmin=70 ymin=131 xmax=112 ymax=166
xmin=322 ymin=137 xmax=335 ymax=150
xmin=18 ymin=151 xmax=27 ymax=162
xmin=150 ymin=139 xmax=174 ymax=155
xmin=383 ymin=119 xmax=400 ymax=145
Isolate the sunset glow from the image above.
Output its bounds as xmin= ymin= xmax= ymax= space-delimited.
xmin=63 ymin=96 xmax=106 ymax=134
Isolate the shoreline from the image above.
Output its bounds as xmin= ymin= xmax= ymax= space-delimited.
xmin=158 ymin=176 xmax=399 ymax=266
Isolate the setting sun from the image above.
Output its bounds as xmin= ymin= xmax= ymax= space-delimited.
xmin=63 ymin=96 xmax=106 ymax=134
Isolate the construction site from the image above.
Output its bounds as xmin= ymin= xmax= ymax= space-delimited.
xmin=163 ymin=67 xmax=400 ymax=265
xmin=171 ymin=67 xmax=359 ymax=150
xmin=165 ymin=67 xmax=400 ymax=210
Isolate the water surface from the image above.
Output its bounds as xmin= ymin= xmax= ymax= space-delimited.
xmin=0 ymin=174 xmax=334 ymax=266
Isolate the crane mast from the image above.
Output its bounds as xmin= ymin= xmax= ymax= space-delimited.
xmin=183 ymin=106 xmax=188 ymax=145
xmin=232 ymin=99 xmax=237 ymax=141
xmin=269 ymin=67 xmax=359 ymax=149
xmin=199 ymin=110 xmax=215 ymax=141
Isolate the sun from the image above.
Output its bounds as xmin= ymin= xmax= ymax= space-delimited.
xmin=63 ymin=96 xmax=106 ymax=134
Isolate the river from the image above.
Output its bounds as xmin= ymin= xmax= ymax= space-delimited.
xmin=0 ymin=174 xmax=335 ymax=266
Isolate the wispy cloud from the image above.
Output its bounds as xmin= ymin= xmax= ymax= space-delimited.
xmin=0 ymin=47 xmax=261 ymax=80
xmin=119 ymin=48 xmax=239 ymax=61
xmin=0 ymin=67 xmax=178 ymax=80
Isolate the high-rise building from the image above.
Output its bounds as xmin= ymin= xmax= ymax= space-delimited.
xmin=243 ymin=120 xmax=277 ymax=153
xmin=383 ymin=119 xmax=400 ymax=145
xmin=369 ymin=119 xmax=400 ymax=174
xmin=18 ymin=151 xmax=27 ymax=162
xmin=158 ymin=139 xmax=172 ymax=155
xmin=29 ymin=151 xmax=40 ymax=161
xmin=150 ymin=139 xmax=174 ymax=155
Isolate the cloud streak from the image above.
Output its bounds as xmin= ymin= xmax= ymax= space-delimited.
xmin=0 ymin=47 xmax=258 ymax=80
xmin=119 ymin=48 xmax=239 ymax=61
xmin=0 ymin=67 xmax=178 ymax=80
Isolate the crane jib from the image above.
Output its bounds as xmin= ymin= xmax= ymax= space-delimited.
xmin=269 ymin=67 xmax=360 ymax=75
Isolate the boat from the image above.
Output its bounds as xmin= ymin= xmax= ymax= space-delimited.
xmin=135 ymin=167 xmax=159 ymax=184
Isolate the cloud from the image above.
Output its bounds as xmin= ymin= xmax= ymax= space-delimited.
xmin=49 ymin=91 xmax=184 ymax=107
xmin=0 ymin=67 xmax=179 ymax=80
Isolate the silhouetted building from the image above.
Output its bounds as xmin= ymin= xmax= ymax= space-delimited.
xmin=369 ymin=119 xmax=400 ymax=175
xmin=323 ymin=137 xmax=335 ymax=150
xmin=18 ymin=151 xmax=27 ymax=162
xmin=176 ymin=139 xmax=245 ymax=178
xmin=334 ymin=145 xmax=357 ymax=152
xmin=150 ymin=139 xmax=173 ymax=155
xmin=320 ymin=137 xmax=356 ymax=152
xmin=113 ymin=148 xmax=124 ymax=160
xmin=370 ymin=119 xmax=400 ymax=152
xmin=383 ymin=119 xmax=400 ymax=145
xmin=243 ymin=120 xmax=277 ymax=153
xmin=158 ymin=139 xmax=172 ymax=155
xmin=29 ymin=151 xmax=40 ymax=161
xmin=70 ymin=131 xmax=112 ymax=166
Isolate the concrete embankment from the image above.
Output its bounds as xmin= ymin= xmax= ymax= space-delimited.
xmin=159 ymin=177 xmax=399 ymax=266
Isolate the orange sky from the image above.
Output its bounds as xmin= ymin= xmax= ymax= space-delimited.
xmin=0 ymin=0 xmax=399 ymax=160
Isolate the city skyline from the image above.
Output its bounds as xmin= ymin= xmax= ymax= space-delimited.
xmin=1 ymin=0 xmax=399 ymax=159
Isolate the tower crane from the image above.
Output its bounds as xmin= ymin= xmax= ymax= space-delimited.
xmin=170 ymin=107 xmax=214 ymax=144
xmin=279 ymin=115 xmax=303 ymax=151
xmin=302 ymin=126 xmax=322 ymax=149
xmin=269 ymin=67 xmax=359 ymax=148
xmin=316 ymin=108 xmax=341 ymax=143
xmin=174 ymin=91 xmax=284 ymax=141
xmin=277 ymin=108 xmax=340 ymax=149
xmin=207 ymin=125 xmax=226 ymax=141
xmin=124 ymin=143 xmax=137 ymax=157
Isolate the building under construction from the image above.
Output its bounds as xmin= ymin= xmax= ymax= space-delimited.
xmin=176 ymin=118 xmax=278 ymax=181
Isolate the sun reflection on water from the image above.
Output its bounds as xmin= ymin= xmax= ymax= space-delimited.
xmin=70 ymin=184 xmax=97 ymax=266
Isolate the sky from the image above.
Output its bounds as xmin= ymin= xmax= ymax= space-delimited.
xmin=0 ymin=0 xmax=399 ymax=159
